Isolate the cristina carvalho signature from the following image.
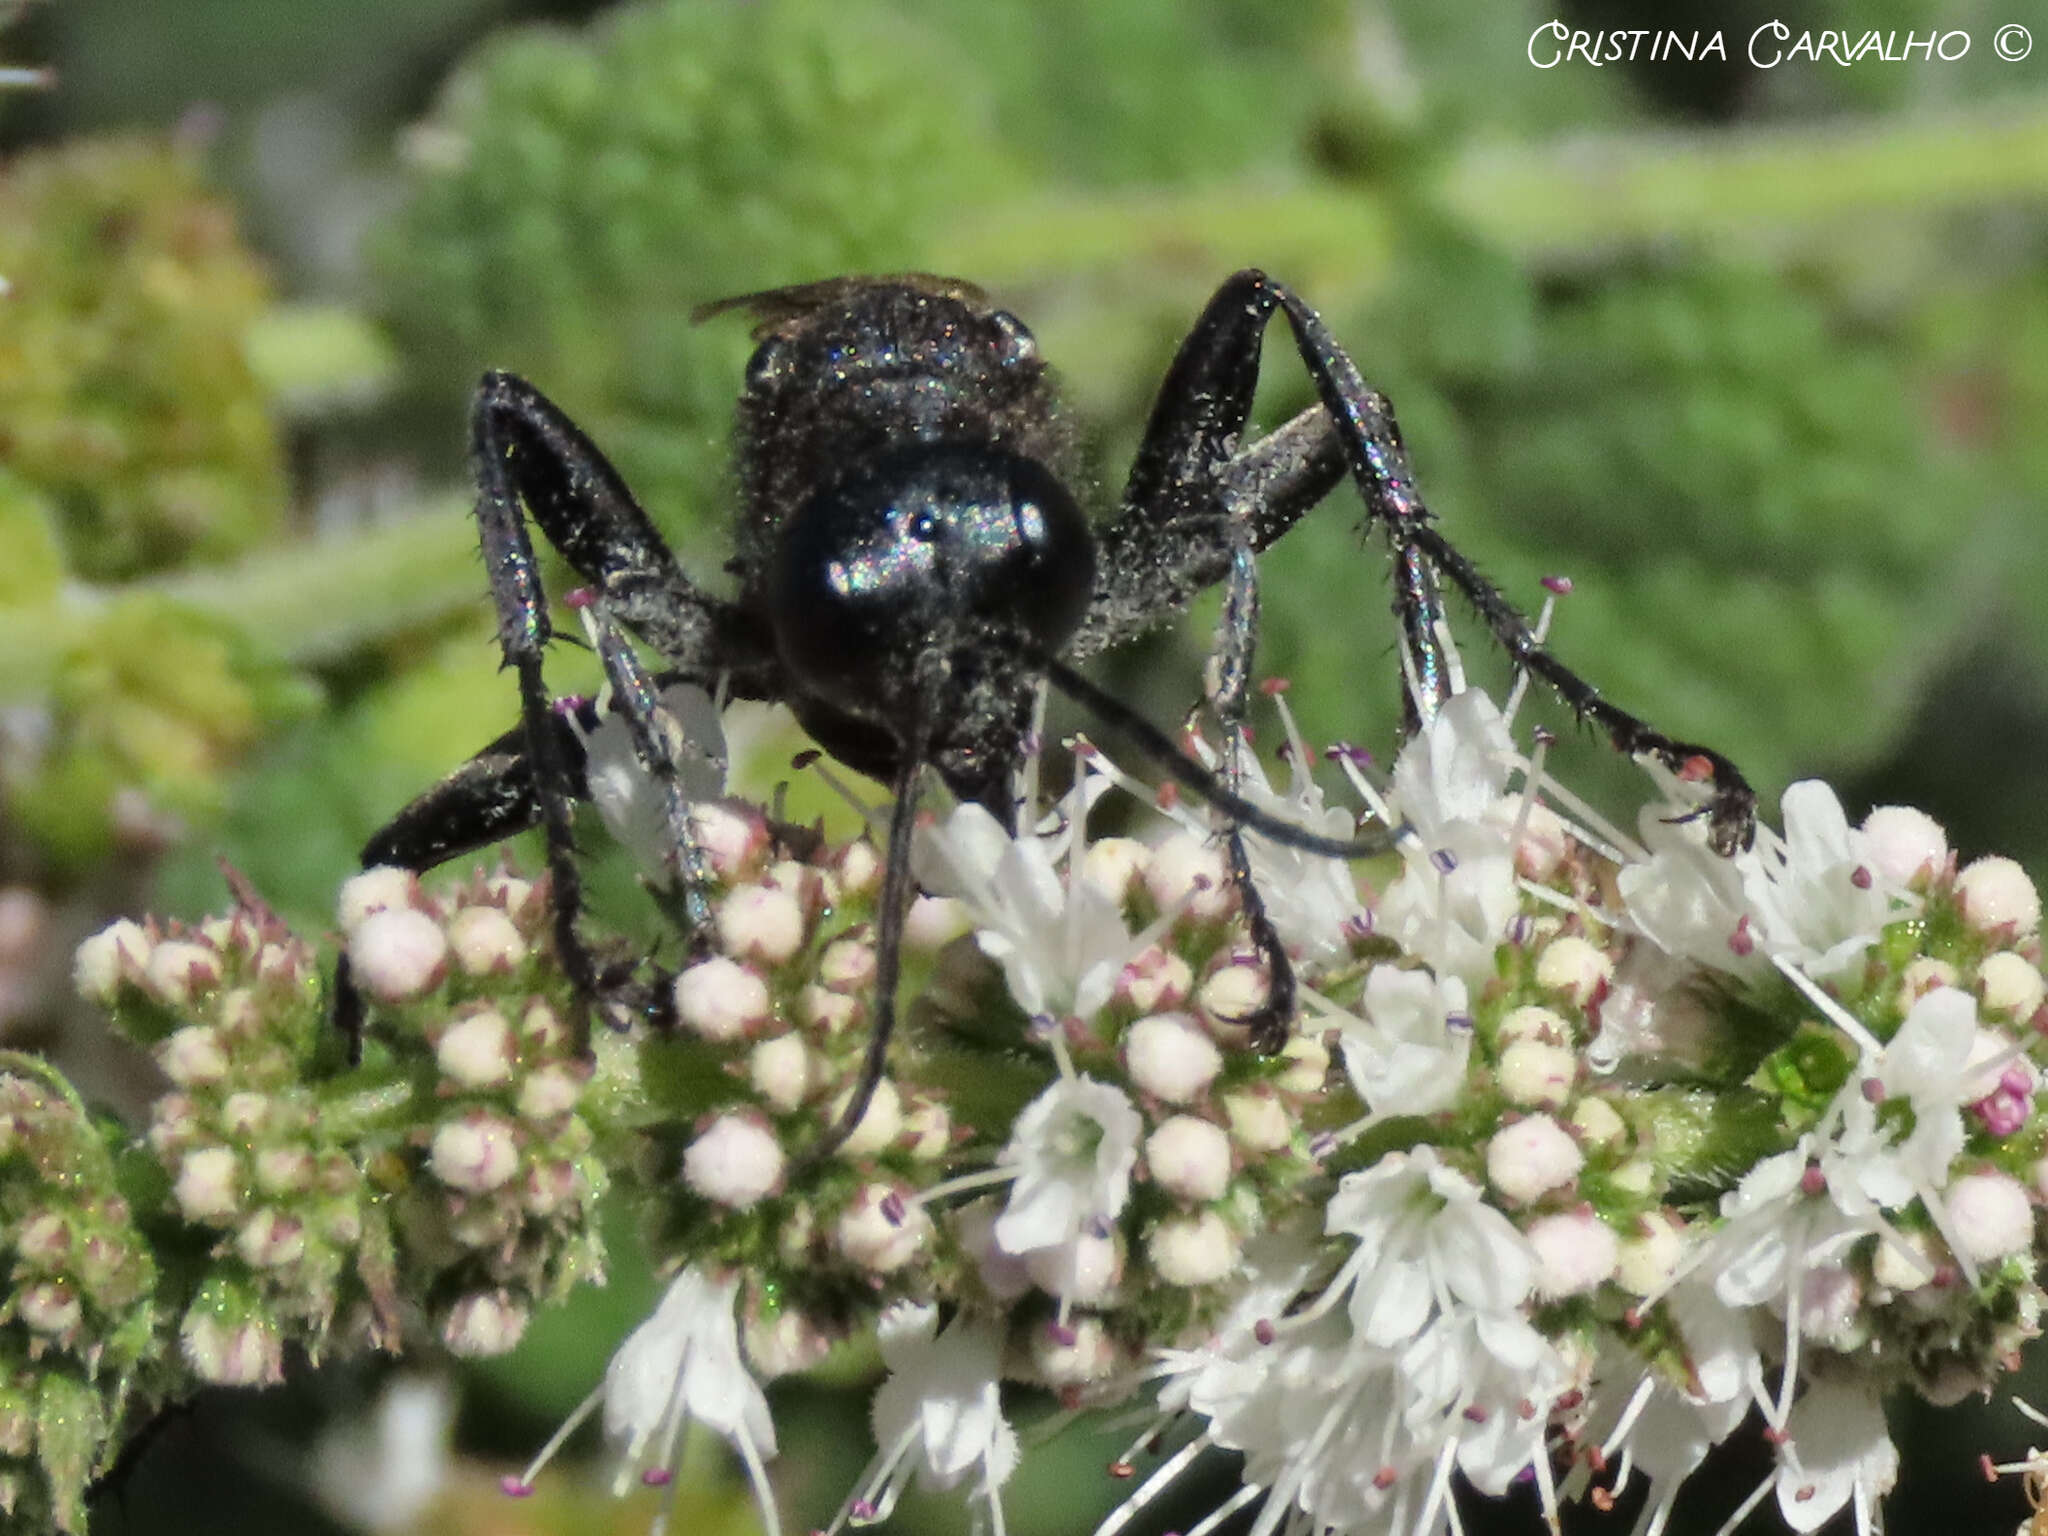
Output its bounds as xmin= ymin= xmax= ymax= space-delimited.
xmin=1528 ymin=20 xmax=1973 ymax=67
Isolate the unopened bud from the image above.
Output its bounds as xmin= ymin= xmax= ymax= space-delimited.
xmin=834 ymin=1183 xmax=930 ymax=1272
xmin=446 ymin=906 xmax=528 ymax=975
xmin=1535 ymin=935 xmax=1611 ymax=1006
xmin=675 ymin=956 xmax=772 ymax=1041
xmin=1529 ymin=1210 xmax=1619 ymax=1298
xmin=436 ymin=1008 xmax=516 ymax=1089
xmin=1220 ymin=1089 xmax=1292 ymax=1154
xmin=1082 ymin=838 xmax=1150 ymax=902
xmin=182 ymin=1301 xmax=283 ymax=1386
xmin=174 ymin=1145 xmax=243 ymax=1221
xmin=234 ymin=1208 xmax=307 ymax=1269
xmin=1499 ymin=1038 xmax=1577 ymax=1108
xmin=1861 ymin=806 xmax=1949 ymax=887
xmin=1146 ymin=1115 xmax=1233 ymax=1203
xmin=430 ymin=1112 xmax=521 ymax=1194
xmin=16 ymin=1280 xmax=81 ymax=1340
xmin=337 ymin=867 xmax=422 ymax=932
xmin=716 ymin=884 xmax=807 ymax=964
xmin=1486 ymin=1114 xmax=1583 ymax=1203
xmin=1980 ymin=952 xmax=2046 ymax=1021
xmin=1123 ymin=1012 xmax=1221 ymax=1104
xmin=1146 ymin=1211 xmax=1240 ymax=1287
xmin=349 ymin=908 xmax=449 ymax=1003
xmin=1025 ymin=1228 xmax=1122 ymax=1303
xmin=73 ymin=918 xmax=151 ymax=1002
xmin=830 ymin=1077 xmax=902 ymax=1158
xmin=517 ymin=1064 xmax=583 ymax=1121
xmin=683 ymin=1114 xmax=785 ymax=1208
xmin=1956 ymin=856 xmax=2041 ymax=939
xmin=442 ymin=1290 xmax=529 ymax=1357
xmin=1146 ymin=836 xmax=1231 ymax=920
xmin=158 ymin=1025 xmax=229 ymax=1087
xmin=145 ymin=941 xmax=220 ymax=1005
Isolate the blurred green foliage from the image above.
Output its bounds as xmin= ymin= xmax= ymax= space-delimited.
xmin=0 ymin=138 xmax=317 ymax=879
xmin=8 ymin=596 xmax=317 ymax=870
xmin=0 ymin=138 xmax=287 ymax=580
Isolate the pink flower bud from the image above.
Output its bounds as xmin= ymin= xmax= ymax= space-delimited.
xmin=716 ymin=884 xmax=807 ymax=964
xmin=1146 ymin=1115 xmax=1233 ymax=1203
xmin=436 ymin=1009 xmax=516 ymax=1089
xmin=442 ymin=1290 xmax=529 ymax=1358
xmin=349 ymin=908 xmax=449 ymax=1002
xmin=145 ymin=940 xmax=221 ymax=1005
xmin=1957 ymin=856 xmax=2041 ymax=939
xmin=446 ymin=905 xmax=528 ymax=975
xmin=430 ymin=1112 xmax=521 ymax=1193
xmin=674 ymin=956 xmax=771 ymax=1041
xmin=1124 ymin=1012 xmax=1222 ymax=1104
xmin=1486 ymin=1113 xmax=1584 ymax=1203
xmin=683 ymin=1114 xmax=785 ymax=1208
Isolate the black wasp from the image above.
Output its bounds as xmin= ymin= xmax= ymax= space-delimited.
xmin=337 ymin=271 xmax=1754 ymax=1157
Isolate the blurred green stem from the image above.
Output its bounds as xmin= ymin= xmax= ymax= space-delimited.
xmin=940 ymin=99 xmax=2048 ymax=278
xmin=0 ymin=497 xmax=476 ymax=701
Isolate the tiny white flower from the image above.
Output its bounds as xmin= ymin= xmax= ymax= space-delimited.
xmin=1770 ymin=1381 xmax=1898 ymax=1536
xmin=916 ymin=802 xmax=1138 ymax=1022
xmin=1584 ymin=1345 xmax=1750 ymax=1536
xmin=1329 ymin=964 xmax=1472 ymax=1120
xmin=1195 ymin=719 xmax=1369 ymax=963
xmin=832 ymin=1304 xmax=1017 ymax=1536
xmin=1616 ymin=785 xmax=1762 ymax=977
xmin=505 ymin=1267 xmax=780 ymax=1536
xmin=1387 ymin=687 xmax=1519 ymax=848
xmin=1374 ymin=827 xmax=1520 ymax=986
xmin=1870 ymin=985 xmax=1985 ymax=1189
xmin=1742 ymin=780 xmax=1908 ymax=979
xmin=993 ymin=1076 xmax=1142 ymax=1260
xmin=1322 ymin=1145 xmax=1536 ymax=1347
xmin=312 ymin=1374 xmax=454 ymax=1534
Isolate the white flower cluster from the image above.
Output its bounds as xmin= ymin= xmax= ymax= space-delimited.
xmin=545 ymin=661 xmax=2047 ymax=1536
xmin=67 ymin=647 xmax=2031 ymax=1536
